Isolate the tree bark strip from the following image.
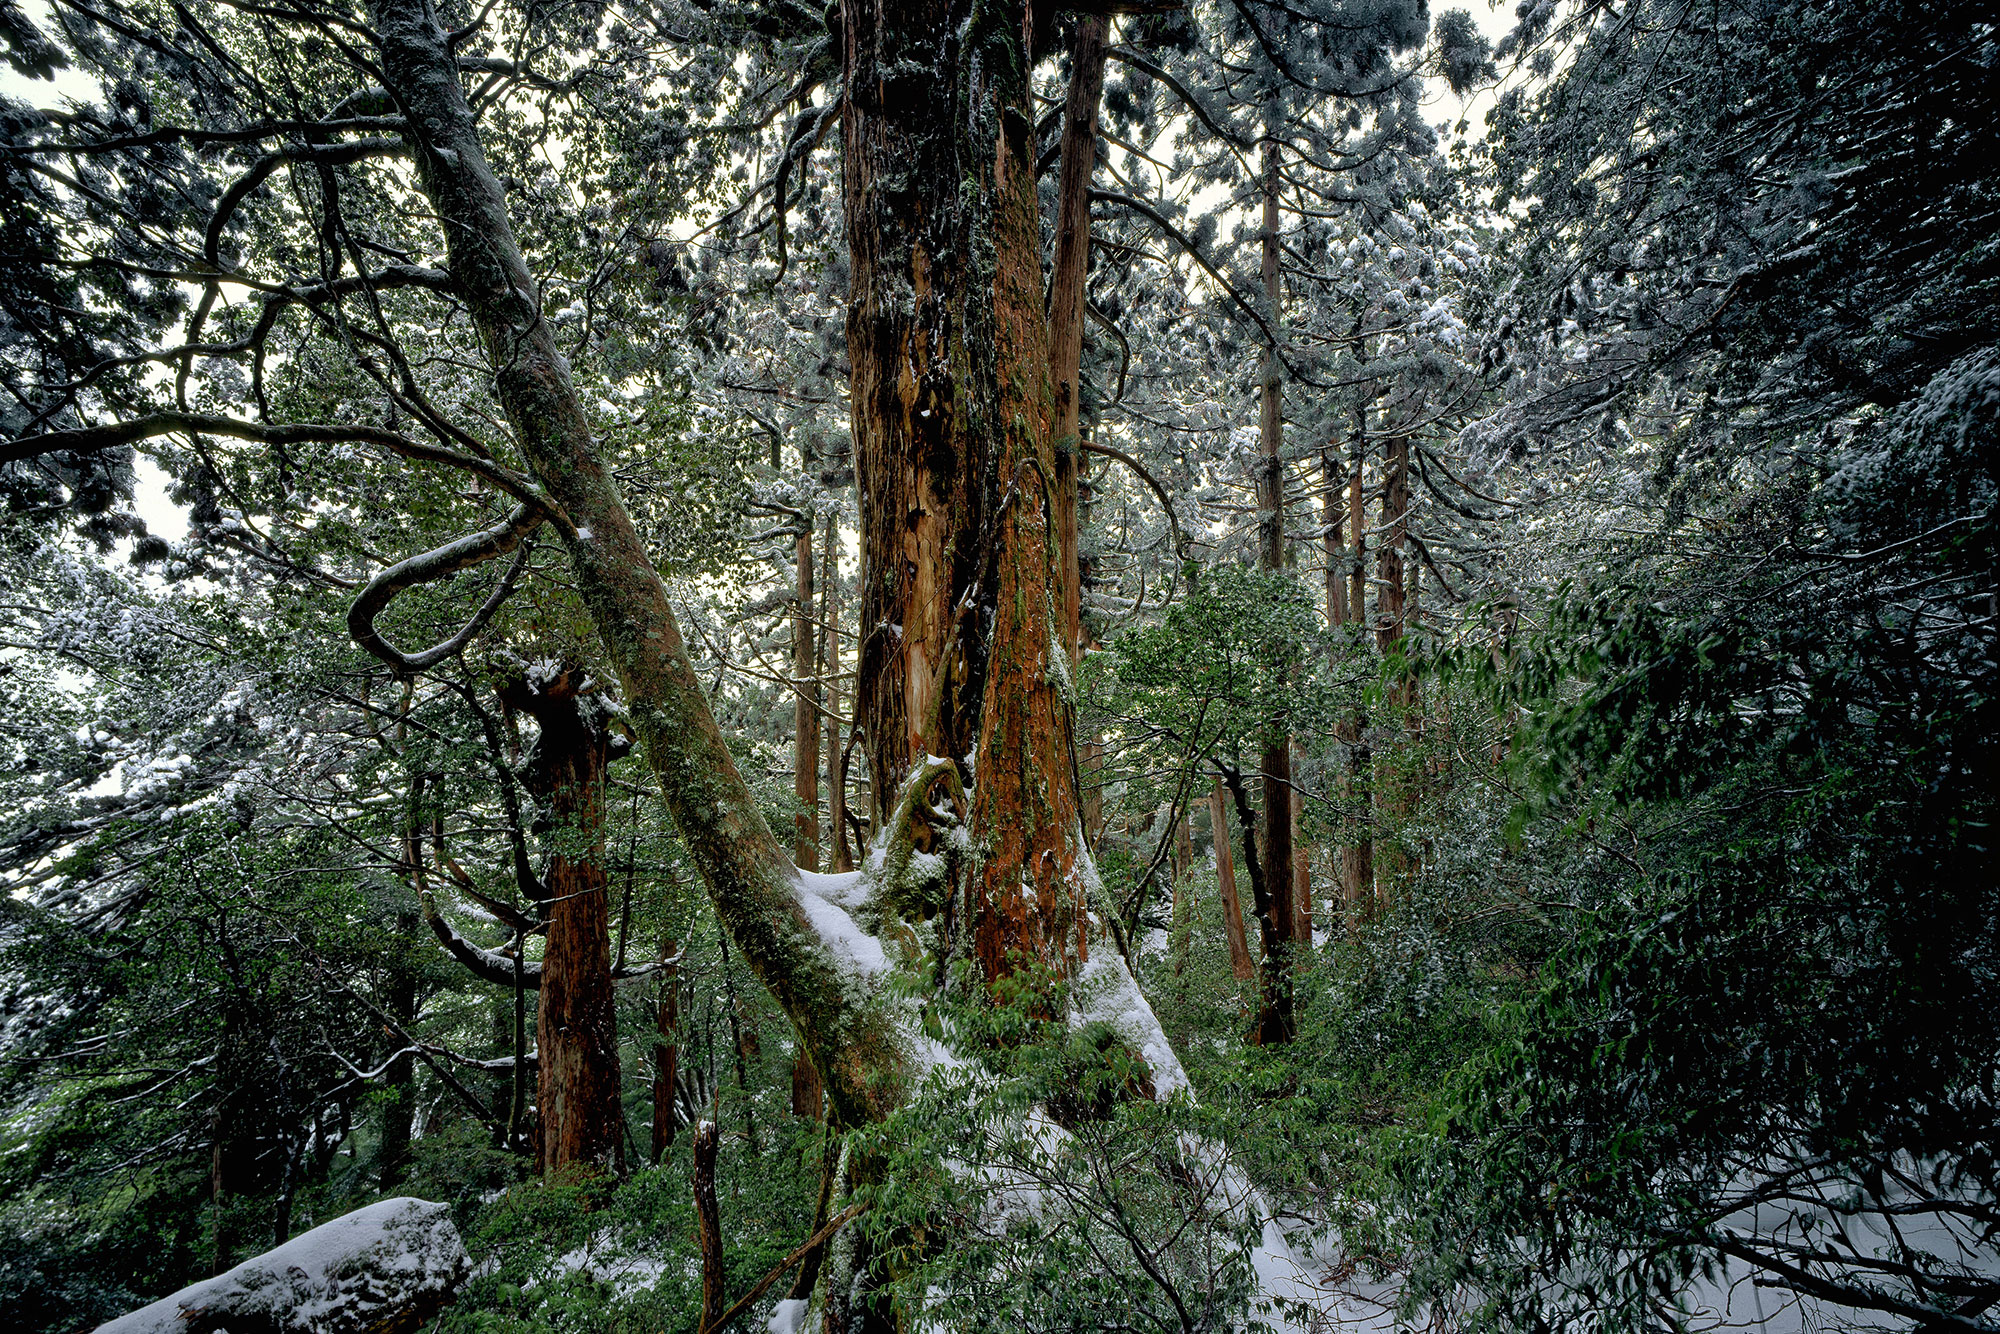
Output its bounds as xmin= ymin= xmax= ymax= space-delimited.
xmin=1050 ymin=15 xmax=1108 ymax=667
xmin=1211 ymin=778 xmax=1256 ymax=982
xmin=1254 ymin=113 xmax=1297 ymax=997
xmin=795 ymin=495 xmax=821 ymax=873
xmin=652 ymin=940 xmax=679 ymax=1163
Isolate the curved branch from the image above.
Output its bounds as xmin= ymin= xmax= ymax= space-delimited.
xmin=346 ymin=505 xmax=540 ymax=675
xmin=3 ymin=412 xmax=564 ymax=522
xmin=416 ymin=883 xmax=542 ymax=987
xmin=1080 ymin=439 xmax=1190 ymax=564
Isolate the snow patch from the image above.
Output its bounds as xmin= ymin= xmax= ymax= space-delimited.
xmin=92 ymin=1197 xmax=468 ymax=1334
xmin=766 ymin=1297 xmax=810 ymax=1334
xmin=1071 ymin=941 xmax=1188 ymax=1098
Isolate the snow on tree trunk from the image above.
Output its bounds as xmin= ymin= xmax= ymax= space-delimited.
xmin=92 ymin=1198 xmax=468 ymax=1334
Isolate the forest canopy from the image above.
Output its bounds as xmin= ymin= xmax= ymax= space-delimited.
xmin=0 ymin=0 xmax=1993 ymax=1330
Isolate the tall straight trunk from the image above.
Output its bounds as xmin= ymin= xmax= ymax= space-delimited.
xmin=1254 ymin=114 xmax=1296 ymax=994
xmin=1051 ymin=15 xmax=1107 ymax=666
xmin=1291 ymin=756 xmax=1311 ymax=948
xmin=966 ymin=22 xmax=1088 ymax=991
xmin=847 ymin=0 xmax=994 ymax=823
xmin=1053 ymin=20 xmax=1109 ymax=845
xmin=1319 ymin=445 xmax=1349 ymax=931
xmin=1321 ymin=447 xmax=1348 ymax=630
xmin=823 ymin=513 xmax=853 ymax=872
xmin=370 ymin=0 xmax=901 ymax=1130
xmin=1224 ymin=769 xmax=1292 ymax=1044
xmin=1341 ymin=423 xmax=1374 ymax=917
xmin=795 ymin=500 xmax=821 ymax=872
xmin=651 ymin=940 xmax=679 ymax=1163
xmin=1211 ymin=778 xmax=1256 ymax=983
xmin=504 ymin=668 xmax=625 ymax=1178
xmin=1375 ymin=432 xmax=1413 ymax=899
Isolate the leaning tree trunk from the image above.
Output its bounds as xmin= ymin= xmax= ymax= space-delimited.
xmin=501 ymin=667 xmax=625 ymax=1178
xmin=368 ymin=0 xmax=903 ymax=1131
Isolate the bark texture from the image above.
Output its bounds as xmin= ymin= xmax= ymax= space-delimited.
xmin=1050 ymin=16 xmax=1108 ymax=666
xmin=795 ymin=504 xmax=821 ymax=872
xmin=1341 ymin=427 xmax=1374 ymax=916
xmin=651 ymin=942 xmax=679 ymax=1163
xmin=846 ymin=0 xmax=994 ymax=820
xmin=1211 ymin=779 xmax=1256 ymax=983
xmin=501 ymin=668 xmax=624 ymax=1178
xmin=1254 ymin=122 xmax=1297 ymax=1011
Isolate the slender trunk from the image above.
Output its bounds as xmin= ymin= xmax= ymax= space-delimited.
xmin=652 ymin=940 xmax=679 ymax=1163
xmin=1375 ymin=432 xmax=1412 ymax=900
xmin=1320 ymin=445 xmax=1349 ymax=932
xmin=824 ymin=514 xmax=853 ymax=872
xmin=795 ymin=499 xmax=821 ymax=872
xmin=1255 ymin=113 xmax=1296 ymax=994
xmin=1224 ymin=767 xmax=1293 ymax=1044
xmin=369 ymin=0 xmax=900 ymax=1130
xmin=378 ymin=950 xmax=417 ymax=1189
xmin=503 ymin=667 xmax=625 ymax=1179
xmin=1321 ymin=447 xmax=1348 ymax=631
xmin=1341 ymin=423 xmax=1374 ymax=918
xmin=1170 ymin=805 xmax=1195 ymax=975
xmin=1051 ymin=15 xmax=1107 ymax=667
xmin=1291 ymin=752 xmax=1311 ymax=949
xmin=1211 ymin=779 xmax=1256 ymax=984
xmin=717 ymin=929 xmax=761 ymax=1154
xmin=694 ymin=1120 xmax=725 ymax=1332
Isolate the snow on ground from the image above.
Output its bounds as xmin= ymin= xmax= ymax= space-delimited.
xmin=93 ymin=1197 xmax=468 ymax=1334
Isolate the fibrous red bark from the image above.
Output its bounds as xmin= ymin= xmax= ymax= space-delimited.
xmin=500 ymin=667 xmax=624 ymax=1178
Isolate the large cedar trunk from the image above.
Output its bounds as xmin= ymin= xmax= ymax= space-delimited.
xmin=844 ymin=0 xmax=1086 ymax=991
xmin=503 ymin=668 xmax=625 ymax=1178
xmin=846 ymin=0 xmax=994 ymax=823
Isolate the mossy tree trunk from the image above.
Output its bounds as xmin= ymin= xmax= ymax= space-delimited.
xmin=368 ymin=0 xmax=904 ymax=1131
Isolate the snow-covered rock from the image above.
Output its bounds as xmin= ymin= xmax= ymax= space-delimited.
xmin=92 ymin=1197 xmax=469 ymax=1334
